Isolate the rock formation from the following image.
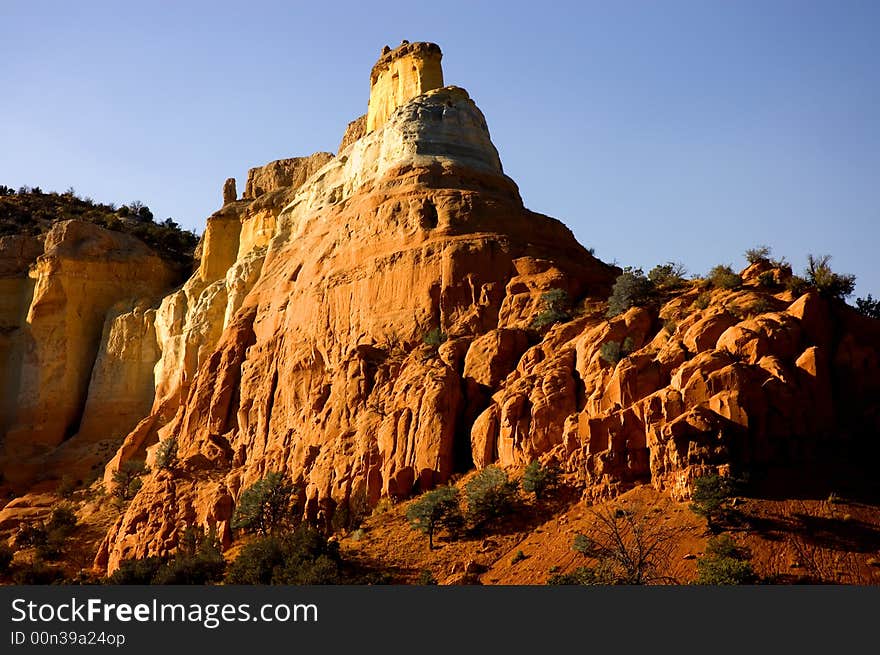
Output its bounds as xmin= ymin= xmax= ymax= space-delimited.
xmin=93 ymin=43 xmax=616 ymax=571
xmin=1 ymin=41 xmax=878 ymax=578
xmin=366 ymin=41 xmax=443 ymax=133
xmin=0 ymin=222 xmax=178 ymax=487
xmin=222 ymin=178 xmax=237 ymax=204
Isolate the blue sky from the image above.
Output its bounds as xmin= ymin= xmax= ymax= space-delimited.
xmin=2 ymin=1 xmax=878 ymax=296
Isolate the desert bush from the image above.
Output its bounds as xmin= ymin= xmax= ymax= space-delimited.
xmin=152 ymin=526 xmax=225 ymax=585
xmin=522 ymin=461 xmax=557 ymax=500
xmin=511 ymin=550 xmax=528 ymax=564
xmin=154 ymin=436 xmax=178 ymax=470
xmin=225 ymin=525 xmax=341 ymax=585
xmin=806 ymin=254 xmax=855 ymax=299
xmin=232 ymin=472 xmax=297 ymax=535
xmin=855 ymin=294 xmax=880 ymax=319
xmin=532 ymin=288 xmax=572 ymax=329
xmin=566 ymin=503 xmax=685 ymax=585
xmin=406 ymin=485 xmax=463 ymax=549
xmin=695 ymin=534 xmax=754 ymax=585
xmin=690 ymin=474 xmax=736 ymax=531
xmin=708 ymin=265 xmax=741 ymax=290
xmin=465 ymin=466 xmax=519 ymax=531
xmin=599 ymin=336 xmax=635 ymax=365
xmin=547 ymin=566 xmax=607 ymax=585
xmin=758 ymin=271 xmax=777 ymax=288
xmin=112 ymin=460 xmax=147 ymax=501
xmin=606 ymin=268 xmax=654 ymax=317
xmin=648 ymin=262 xmax=688 ymax=289
xmin=107 ymin=557 xmax=168 ymax=584
xmin=423 ymin=327 xmax=447 ymax=348
xmin=691 ymin=292 xmax=712 ymax=310
xmin=786 ymin=274 xmax=810 ymax=296
xmin=744 ymin=245 xmax=771 ymax=265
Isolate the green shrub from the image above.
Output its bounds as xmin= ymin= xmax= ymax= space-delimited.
xmin=418 ymin=569 xmax=438 ymax=585
xmin=511 ymin=550 xmax=528 ymax=564
xmin=153 ymin=526 xmax=225 ymax=585
xmin=786 ymin=274 xmax=810 ymax=296
xmin=708 ymin=265 xmax=741 ymax=290
xmin=758 ymin=271 xmax=777 ymax=288
xmin=232 ymin=472 xmax=297 ymax=535
xmin=225 ymin=525 xmax=341 ymax=585
xmin=532 ymin=288 xmax=572 ymax=329
xmin=606 ymin=268 xmax=655 ymax=317
xmin=465 ymin=466 xmax=519 ymax=531
xmin=744 ymin=245 xmax=771 ymax=265
xmin=47 ymin=505 xmax=78 ymax=533
xmin=547 ymin=566 xmax=606 ymax=585
xmin=522 ymin=461 xmax=557 ymax=500
xmin=107 ymin=557 xmax=168 ymax=584
xmin=423 ymin=327 xmax=447 ymax=348
xmin=855 ymin=294 xmax=880 ymax=319
xmin=690 ymin=475 xmax=736 ymax=530
xmin=112 ymin=460 xmax=147 ymax=501
xmin=806 ymin=254 xmax=855 ymax=299
xmin=648 ymin=262 xmax=687 ymax=289
xmin=691 ymin=292 xmax=712 ymax=310
xmin=154 ymin=436 xmax=178 ymax=470
xmin=406 ymin=485 xmax=463 ymax=549
xmin=599 ymin=336 xmax=635 ymax=365
xmin=695 ymin=534 xmax=754 ymax=585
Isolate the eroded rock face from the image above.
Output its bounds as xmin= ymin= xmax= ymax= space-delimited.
xmin=243 ymin=153 xmax=334 ymax=200
xmin=0 ymin=222 xmax=177 ymax=487
xmin=97 ymin=81 xmax=615 ymax=572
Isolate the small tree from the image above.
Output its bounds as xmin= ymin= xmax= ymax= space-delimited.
xmin=112 ymin=460 xmax=147 ymax=501
xmin=522 ymin=461 xmax=557 ymax=500
xmin=806 ymin=254 xmax=855 ymax=299
xmin=153 ymin=525 xmax=226 ymax=585
xmin=465 ymin=466 xmax=519 ymax=531
xmin=225 ymin=525 xmax=341 ymax=585
xmin=154 ymin=436 xmax=178 ymax=470
xmin=423 ymin=327 xmax=447 ymax=348
xmin=690 ymin=474 xmax=736 ymax=531
xmin=567 ymin=504 xmax=685 ymax=585
xmin=606 ymin=268 xmax=654 ymax=317
xmin=532 ymin=288 xmax=572 ymax=329
xmin=707 ymin=265 xmax=741 ymax=290
xmin=599 ymin=336 xmax=635 ymax=365
xmin=232 ymin=472 xmax=296 ymax=535
xmin=856 ymin=294 xmax=880 ymax=319
xmin=406 ymin=486 xmax=463 ymax=549
xmin=648 ymin=262 xmax=687 ymax=289
xmin=695 ymin=534 xmax=754 ymax=585
xmin=744 ymin=245 xmax=772 ymax=265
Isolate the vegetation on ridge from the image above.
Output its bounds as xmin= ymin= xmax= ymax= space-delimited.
xmin=0 ymin=185 xmax=199 ymax=266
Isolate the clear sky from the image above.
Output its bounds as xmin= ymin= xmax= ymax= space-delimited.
xmin=2 ymin=1 xmax=878 ymax=296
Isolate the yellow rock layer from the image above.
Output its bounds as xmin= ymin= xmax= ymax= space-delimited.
xmin=366 ymin=41 xmax=443 ymax=133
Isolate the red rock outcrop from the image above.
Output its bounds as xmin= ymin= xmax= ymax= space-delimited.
xmin=96 ymin=47 xmax=616 ymax=571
